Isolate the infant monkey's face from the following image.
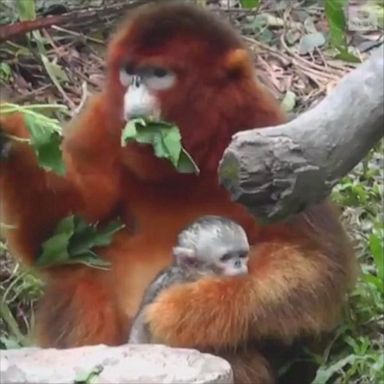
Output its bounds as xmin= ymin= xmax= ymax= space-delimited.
xmin=176 ymin=215 xmax=251 ymax=277
xmin=214 ymin=248 xmax=249 ymax=276
xmin=197 ymin=224 xmax=250 ymax=277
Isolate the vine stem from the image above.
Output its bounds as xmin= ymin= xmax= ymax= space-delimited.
xmin=0 ymin=133 xmax=30 ymax=143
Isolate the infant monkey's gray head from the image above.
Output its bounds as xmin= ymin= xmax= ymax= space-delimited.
xmin=173 ymin=215 xmax=250 ymax=277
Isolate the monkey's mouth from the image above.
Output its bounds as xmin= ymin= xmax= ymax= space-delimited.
xmin=120 ymin=117 xmax=200 ymax=176
xmin=123 ymin=76 xmax=161 ymax=121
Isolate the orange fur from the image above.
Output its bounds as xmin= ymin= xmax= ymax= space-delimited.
xmin=0 ymin=3 xmax=357 ymax=383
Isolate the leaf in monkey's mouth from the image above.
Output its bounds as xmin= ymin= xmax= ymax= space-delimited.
xmin=121 ymin=117 xmax=200 ymax=175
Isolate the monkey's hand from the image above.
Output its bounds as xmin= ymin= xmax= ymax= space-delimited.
xmin=145 ymin=275 xmax=254 ymax=350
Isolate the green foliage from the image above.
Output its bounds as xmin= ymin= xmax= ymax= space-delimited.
xmin=0 ymin=63 xmax=12 ymax=84
xmin=15 ymin=0 xmax=36 ymax=21
xmin=1 ymin=103 xmax=67 ymax=175
xmin=0 ymin=266 xmax=43 ymax=348
xmin=121 ymin=118 xmax=200 ymax=175
xmin=324 ymin=0 xmax=360 ymax=62
xmin=74 ymin=365 xmax=104 ymax=384
xmin=240 ymin=0 xmax=260 ymax=9
xmin=36 ymin=215 xmax=125 ymax=270
xmin=311 ymin=144 xmax=384 ymax=383
xmin=25 ymin=113 xmax=65 ymax=175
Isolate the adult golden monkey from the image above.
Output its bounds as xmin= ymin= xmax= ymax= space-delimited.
xmin=0 ymin=2 xmax=357 ymax=383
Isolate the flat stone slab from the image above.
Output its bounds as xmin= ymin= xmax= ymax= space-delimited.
xmin=0 ymin=344 xmax=233 ymax=384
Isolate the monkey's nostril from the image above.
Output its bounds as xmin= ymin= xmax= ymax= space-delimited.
xmin=132 ymin=75 xmax=142 ymax=88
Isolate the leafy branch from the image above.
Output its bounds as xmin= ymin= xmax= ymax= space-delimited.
xmin=36 ymin=215 xmax=125 ymax=270
xmin=1 ymin=103 xmax=67 ymax=175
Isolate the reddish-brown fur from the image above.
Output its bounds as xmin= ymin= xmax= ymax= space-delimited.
xmin=0 ymin=3 xmax=357 ymax=383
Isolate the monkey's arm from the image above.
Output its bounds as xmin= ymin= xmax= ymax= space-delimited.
xmin=0 ymin=95 xmax=121 ymax=265
xmin=128 ymin=311 xmax=151 ymax=344
xmin=145 ymin=206 xmax=356 ymax=349
xmin=128 ymin=266 xmax=190 ymax=344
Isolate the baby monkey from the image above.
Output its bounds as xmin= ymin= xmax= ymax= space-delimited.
xmin=128 ymin=215 xmax=250 ymax=344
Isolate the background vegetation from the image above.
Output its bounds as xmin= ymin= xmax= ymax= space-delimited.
xmin=0 ymin=1 xmax=383 ymax=383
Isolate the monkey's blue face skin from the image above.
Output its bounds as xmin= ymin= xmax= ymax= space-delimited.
xmin=215 ymin=248 xmax=249 ymax=276
xmin=174 ymin=215 xmax=250 ymax=277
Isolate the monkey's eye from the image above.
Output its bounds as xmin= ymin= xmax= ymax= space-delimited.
xmin=220 ymin=253 xmax=232 ymax=262
xmin=153 ymin=67 xmax=168 ymax=77
xmin=119 ymin=62 xmax=136 ymax=87
xmin=143 ymin=67 xmax=176 ymax=91
xmin=239 ymin=251 xmax=248 ymax=259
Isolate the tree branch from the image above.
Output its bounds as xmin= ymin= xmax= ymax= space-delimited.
xmin=219 ymin=46 xmax=384 ymax=222
xmin=0 ymin=0 xmax=160 ymax=43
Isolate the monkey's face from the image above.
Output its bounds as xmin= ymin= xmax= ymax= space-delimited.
xmin=193 ymin=228 xmax=250 ymax=277
xmin=109 ymin=26 xmax=237 ymax=123
xmin=175 ymin=215 xmax=251 ymax=277
xmin=106 ymin=3 xmax=255 ymax=172
xmin=118 ymin=62 xmax=175 ymax=121
xmin=212 ymin=248 xmax=249 ymax=277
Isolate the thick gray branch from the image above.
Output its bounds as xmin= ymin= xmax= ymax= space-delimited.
xmin=219 ymin=46 xmax=384 ymax=222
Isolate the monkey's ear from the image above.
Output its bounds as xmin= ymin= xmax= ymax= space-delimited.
xmin=172 ymin=246 xmax=197 ymax=267
xmin=223 ymin=49 xmax=253 ymax=79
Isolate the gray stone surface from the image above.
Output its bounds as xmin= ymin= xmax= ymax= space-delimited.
xmin=0 ymin=344 xmax=233 ymax=384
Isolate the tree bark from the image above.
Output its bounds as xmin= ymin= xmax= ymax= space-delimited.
xmin=219 ymin=46 xmax=384 ymax=222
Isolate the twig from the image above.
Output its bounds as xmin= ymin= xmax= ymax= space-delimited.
xmin=51 ymin=26 xmax=104 ymax=45
xmin=74 ymin=82 xmax=89 ymax=116
xmin=280 ymin=34 xmax=349 ymax=78
xmin=38 ymin=29 xmax=76 ymax=110
xmin=0 ymin=0 xmax=172 ymax=43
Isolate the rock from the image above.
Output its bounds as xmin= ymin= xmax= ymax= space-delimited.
xmin=0 ymin=344 xmax=233 ymax=384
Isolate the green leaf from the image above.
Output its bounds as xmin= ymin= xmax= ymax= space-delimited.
xmin=362 ymin=274 xmax=384 ymax=292
xmin=24 ymin=113 xmax=65 ymax=175
xmin=35 ymin=215 xmax=125 ymax=270
xmin=74 ymin=365 xmax=104 ymax=384
xmin=1 ymin=102 xmax=66 ymax=175
xmin=67 ymin=251 xmax=112 ymax=270
xmin=312 ymin=355 xmax=358 ymax=384
xmin=325 ymin=0 xmax=360 ymax=62
xmin=178 ymin=149 xmax=200 ymax=174
xmin=121 ymin=118 xmax=199 ymax=174
xmin=36 ymin=215 xmax=75 ymax=267
xmin=160 ymin=126 xmax=182 ymax=163
xmin=0 ymin=62 xmax=12 ymax=82
xmin=369 ymin=232 xmax=384 ymax=281
xmin=70 ymin=217 xmax=125 ymax=256
xmin=335 ymin=49 xmax=362 ymax=63
xmin=325 ymin=0 xmax=347 ymax=47
xmin=240 ymin=0 xmax=260 ymax=9
xmin=42 ymin=57 xmax=69 ymax=84
xmin=15 ymin=0 xmax=36 ymax=21
xmin=120 ymin=119 xmax=138 ymax=144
